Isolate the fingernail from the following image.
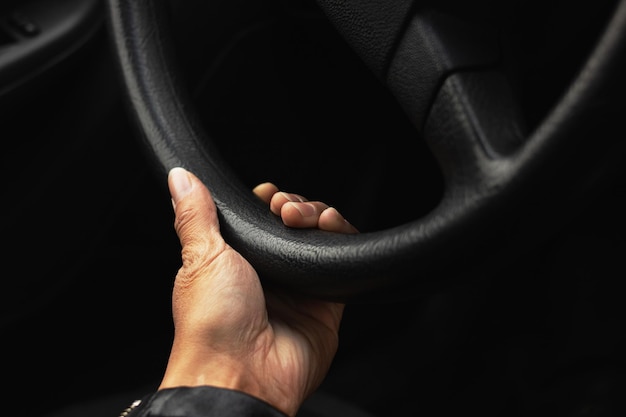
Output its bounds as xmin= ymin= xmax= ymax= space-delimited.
xmin=292 ymin=202 xmax=317 ymax=217
xmin=326 ymin=207 xmax=350 ymax=224
xmin=279 ymin=192 xmax=305 ymax=203
xmin=324 ymin=207 xmax=342 ymax=219
xmin=169 ymin=167 xmax=193 ymax=204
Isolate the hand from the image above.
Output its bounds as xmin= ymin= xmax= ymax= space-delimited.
xmin=160 ymin=167 xmax=357 ymax=417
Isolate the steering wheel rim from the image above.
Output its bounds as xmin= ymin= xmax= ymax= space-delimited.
xmin=105 ymin=0 xmax=626 ymax=301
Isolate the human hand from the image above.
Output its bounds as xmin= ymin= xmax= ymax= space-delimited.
xmin=160 ymin=167 xmax=357 ymax=417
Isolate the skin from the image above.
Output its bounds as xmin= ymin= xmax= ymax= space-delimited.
xmin=160 ymin=167 xmax=358 ymax=416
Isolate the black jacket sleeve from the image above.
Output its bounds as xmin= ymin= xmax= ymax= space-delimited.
xmin=120 ymin=386 xmax=289 ymax=417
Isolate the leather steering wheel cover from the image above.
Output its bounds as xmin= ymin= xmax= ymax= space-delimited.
xmin=105 ymin=0 xmax=626 ymax=301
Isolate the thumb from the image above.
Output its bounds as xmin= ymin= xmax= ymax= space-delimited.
xmin=168 ymin=166 xmax=195 ymax=207
xmin=168 ymin=167 xmax=224 ymax=255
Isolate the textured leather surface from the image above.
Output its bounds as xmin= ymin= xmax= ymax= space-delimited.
xmin=315 ymin=2 xmax=501 ymax=131
xmin=315 ymin=0 xmax=414 ymax=79
xmin=386 ymin=11 xmax=500 ymax=131
xmin=105 ymin=0 xmax=626 ymax=301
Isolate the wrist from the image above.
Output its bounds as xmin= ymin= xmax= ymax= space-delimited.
xmin=159 ymin=351 xmax=300 ymax=416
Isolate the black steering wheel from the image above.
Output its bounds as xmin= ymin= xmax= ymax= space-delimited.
xmin=105 ymin=0 xmax=626 ymax=301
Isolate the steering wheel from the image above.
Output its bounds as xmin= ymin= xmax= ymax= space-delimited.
xmin=105 ymin=0 xmax=626 ymax=301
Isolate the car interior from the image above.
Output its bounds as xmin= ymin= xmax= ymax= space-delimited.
xmin=3 ymin=0 xmax=626 ymax=416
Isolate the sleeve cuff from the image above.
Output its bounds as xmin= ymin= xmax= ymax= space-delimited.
xmin=122 ymin=386 xmax=289 ymax=417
